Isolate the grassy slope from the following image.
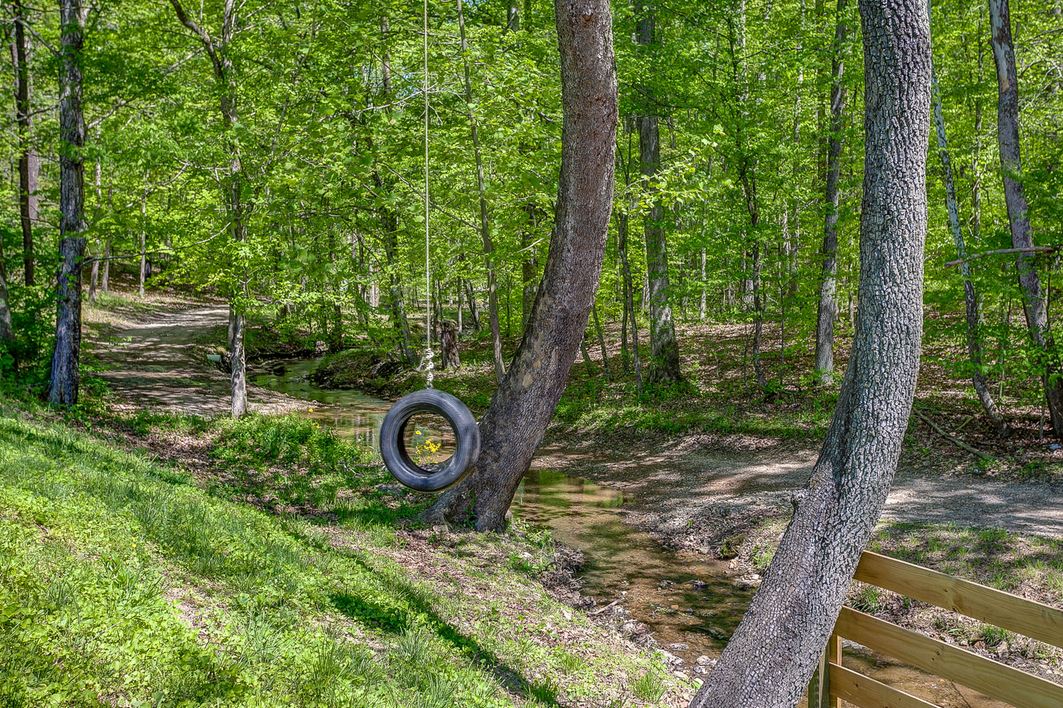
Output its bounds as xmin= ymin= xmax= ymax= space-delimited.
xmin=0 ymin=410 xmax=683 ymax=707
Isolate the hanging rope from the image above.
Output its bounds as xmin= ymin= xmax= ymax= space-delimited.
xmin=422 ymin=0 xmax=435 ymax=388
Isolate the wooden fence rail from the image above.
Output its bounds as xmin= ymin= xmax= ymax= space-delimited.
xmin=807 ymin=551 xmax=1063 ymax=708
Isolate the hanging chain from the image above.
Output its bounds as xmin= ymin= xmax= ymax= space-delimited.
xmin=423 ymin=0 xmax=434 ymax=388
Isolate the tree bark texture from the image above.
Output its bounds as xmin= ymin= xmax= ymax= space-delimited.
xmin=814 ymin=0 xmax=848 ymax=384
xmin=690 ymin=0 xmax=930 ymax=704
xmin=425 ymin=0 xmax=618 ymax=532
xmin=988 ymin=0 xmax=1063 ymax=438
xmin=49 ymin=0 xmax=87 ymax=406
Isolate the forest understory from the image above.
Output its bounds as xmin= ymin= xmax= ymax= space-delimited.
xmin=57 ymin=287 xmax=1061 ymax=694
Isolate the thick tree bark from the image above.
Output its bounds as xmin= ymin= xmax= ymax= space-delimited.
xmin=49 ymin=0 xmax=87 ymax=406
xmin=636 ymin=3 xmax=681 ymax=385
xmin=988 ymin=0 xmax=1063 ymax=438
xmin=814 ymin=0 xmax=848 ymax=384
xmin=931 ymin=53 xmax=1006 ymax=432
xmin=457 ymin=0 xmax=505 ymax=384
xmin=690 ymin=0 xmax=931 ymax=704
xmin=425 ymin=0 xmax=617 ymax=531
xmin=12 ymin=0 xmax=39 ymax=286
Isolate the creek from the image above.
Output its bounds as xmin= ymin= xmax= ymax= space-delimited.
xmin=253 ymin=359 xmax=1004 ymax=707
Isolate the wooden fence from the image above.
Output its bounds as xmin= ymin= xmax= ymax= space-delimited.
xmin=806 ymin=551 xmax=1063 ymax=708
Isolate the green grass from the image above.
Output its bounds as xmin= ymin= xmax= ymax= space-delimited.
xmin=0 ymin=410 xmax=678 ymax=706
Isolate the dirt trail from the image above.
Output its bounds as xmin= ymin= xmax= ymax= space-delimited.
xmin=93 ymin=301 xmax=1061 ymax=541
xmin=91 ymin=304 xmax=306 ymax=417
xmin=538 ymin=428 xmax=1062 ymax=542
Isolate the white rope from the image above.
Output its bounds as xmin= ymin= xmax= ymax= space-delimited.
xmin=423 ymin=0 xmax=434 ymax=388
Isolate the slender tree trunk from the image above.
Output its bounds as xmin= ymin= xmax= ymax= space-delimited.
xmin=699 ymin=248 xmax=707 ymax=320
xmin=506 ymin=0 xmax=520 ymax=31
xmin=463 ymin=277 xmax=481 ymax=330
xmin=729 ymin=0 xmax=766 ymax=393
xmin=521 ymin=228 xmax=538 ymax=327
xmin=457 ymin=0 xmax=505 ymax=383
xmin=169 ymin=0 xmax=249 ymax=417
xmin=101 ymin=239 xmax=110 ymax=292
xmin=12 ymin=0 xmax=39 ymax=286
xmin=592 ymin=301 xmax=611 ymax=379
xmin=0 ymin=238 xmax=14 ymax=347
xmin=637 ymin=2 xmax=681 ymax=384
xmin=814 ymin=0 xmax=848 ymax=385
xmin=138 ymin=181 xmax=148 ymax=298
xmin=931 ymin=49 xmax=1006 ymax=432
xmin=425 ymin=0 xmax=617 ymax=531
xmin=49 ymin=0 xmax=87 ymax=406
xmin=750 ymin=242 xmax=767 ymax=391
xmin=690 ymin=1 xmax=931 ymax=703
xmin=988 ymin=0 xmax=1063 ymax=438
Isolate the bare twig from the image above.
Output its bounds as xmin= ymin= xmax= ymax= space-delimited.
xmin=912 ymin=407 xmax=994 ymax=463
xmin=945 ymin=246 xmax=1058 ymax=268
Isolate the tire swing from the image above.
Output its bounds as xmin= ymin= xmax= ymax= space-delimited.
xmin=379 ymin=0 xmax=480 ymax=493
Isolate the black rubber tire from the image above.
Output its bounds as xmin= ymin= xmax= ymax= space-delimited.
xmin=379 ymin=389 xmax=480 ymax=492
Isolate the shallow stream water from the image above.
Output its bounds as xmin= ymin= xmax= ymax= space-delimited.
xmin=253 ymin=360 xmax=1005 ymax=707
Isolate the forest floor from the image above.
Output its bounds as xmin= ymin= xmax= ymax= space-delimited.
xmin=77 ymin=290 xmax=1062 ymax=693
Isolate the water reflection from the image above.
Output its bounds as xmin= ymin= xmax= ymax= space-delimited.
xmin=514 ymin=469 xmax=751 ymax=661
xmin=252 ymin=359 xmax=388 ymax=446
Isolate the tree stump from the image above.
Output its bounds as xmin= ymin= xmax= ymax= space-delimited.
xmin=440 ymin=319 xmax=460 ymax=370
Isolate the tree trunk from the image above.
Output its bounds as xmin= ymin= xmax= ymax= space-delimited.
xmin=931 ymin=49 xmax=1006 ymax=432
xmin=49 ymin=0 xmax=87 ymax=406
xmin=440 ymin=319 xmax=460 ymax=369
xmin=169 ymin=0 xmax=249 ymax=418
xmin=424 ymin=0 xmax=617 ymax=532
xmin=0 ymin=238 xmax=14 ymax=347
xmin=457 ymin=0 xmax=505 ymax=384
xmin=988 ymin=0 xmax=1063 ymax=438
xmin=463 ymin=277 xmax=481 ymax=330
xmin=230 ymin=306 xmax=247 ymax=417
xmin=637 ymin=3 xmax=681 ymax=384
xmin=138 ymin=182 xmax=148 ymax=298
xmin=12 ymin=0 xmax=39 ymax=286
xmin=592 ymin=301 xmax=611 ymax=379
xmin=506 ymin=0 xmax=520 ymax=31
xmin=101 ymin=239 xmax=111 ymax=292
xmin=814 ymin=0 xmax=848 ymax=385
xmin=690 ymin=0 xmax=931 ymax=703
xmin=521 ymin=228 xmax=539 ymax=327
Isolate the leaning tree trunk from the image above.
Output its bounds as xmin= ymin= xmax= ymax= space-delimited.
xmin=12 ymin=0 xmax=39 ymax=286
xmin=988 ymin=0 xmax=1063 ymax=438
xmin=690 ymin=0 xmax=931 ymax=704
xmin=636 ymin=1 xmax=681 ymax=384
xmin=49 ymin=0 xmax=87 ymax=406
xmin=814 ymin=0 xmax=848 ymax=385
xmin=425 ymin=0 xmax=618 ymax=532
xmin=930 ymin=53 xmax=1006 ymax=432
